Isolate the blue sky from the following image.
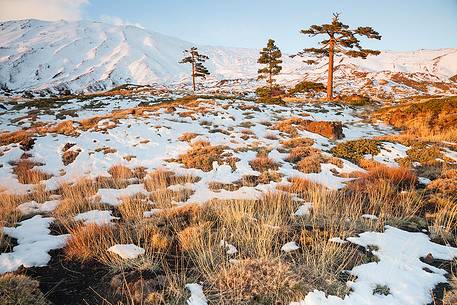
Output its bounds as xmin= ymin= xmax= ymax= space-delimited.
xmin=2 ymin=0 xmax=457 ymax=53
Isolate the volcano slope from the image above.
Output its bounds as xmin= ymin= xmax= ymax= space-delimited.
xmin=0 ymin=93 xmax=456 ymax=305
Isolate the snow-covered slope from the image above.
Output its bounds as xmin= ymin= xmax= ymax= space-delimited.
xmin=1 ymin=19 xmax=457 ymax=97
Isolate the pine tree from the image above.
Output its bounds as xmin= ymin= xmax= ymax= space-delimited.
xmin=257 ymin=39 xmax=282 ymax=100
xmin=296 ymin=13 xmax=381 ymax=100
xmin=179 ymin=47 xmax=210 ymax=92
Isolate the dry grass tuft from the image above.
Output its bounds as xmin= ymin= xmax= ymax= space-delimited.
xmin=118 ymin=194 xmax=151 ymax=221
xmin=178 ymin=141 xmax=225 ymax=172
xmin=0 ymin=130 xmax=31 ymax=146
xmin=154 ymin=204 xmax=204 ymax=231
xmin=65 ymin=224 xmax=115 ymax=262
xmin=11 ymin=158 xmax=52 ymax=184
xmin=0 ymin=193 xmax=23 ymax=227
xmin=62 ymin=150 xmax=80 ymax=166
xmin=65 ymin=222 xmax=166 ymax=271
xmin=53 ymin=179 xmax=103 ymax=221
xmin=297 ymin=155 xmax=322 ymax=173
xmin=211 ymin=258 xmax=303 ymax=304
xmin=281 ymin=137 xmax=314 ymax=149
xmin=350 ymin=165 xmax=417 ymax=191
xmin=249 ymin=153 xmax=280 ymax=172
xmin=427 ymin=168 xmax=457 ymax=195
xmin=285 ymin=146 xmax=319 ymax=163
xmin=0 ymin=273 xmax=50 ymax=305
xmin=178 ymin=132 xmax=199 ymax=142
xmin=275 ymin=117 xmax=344 ymax=139
xmin=144 ymin=169 xmax=197 ymax=207
xmin=108 ymin=164 xmax=134 ymax=180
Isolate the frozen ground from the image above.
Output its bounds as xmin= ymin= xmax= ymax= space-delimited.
xmin=0 ymin=96 xmax=456 ymax=305
xmin=0 ymin=98 xmax=395 ymax=197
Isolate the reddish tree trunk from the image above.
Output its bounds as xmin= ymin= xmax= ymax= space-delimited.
xmin=327 ymin=38 xmax=335 ymax=100
xmin=269 ymin=50 xmax=273 ymax=99
xmin=191 ymin=51 xmax=196 ymax=92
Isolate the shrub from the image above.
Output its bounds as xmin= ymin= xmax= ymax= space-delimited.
xmin=331 ymin=139 xmax=380 ymax=163
xmin=404 ymin=144 xmax=443 ymax=165
xmin=281 ymin=137 xmax=314 ymax=149
xmin=249 ymin=156 xmax=279 ymax=172
xmin=275 ymin=117 xmax=344 ymax=140
xmin=256 ymin=86 xmax=285 ymax=104
xmin=287 ymin=81 xmax=325 ymax=96
xmin=297 ymin=155 xmax=322 ymax=173
xmin=286 ymin=146 xmax=320 ymax=163
xmin=340 ymin=94 xmax=372 ymax=106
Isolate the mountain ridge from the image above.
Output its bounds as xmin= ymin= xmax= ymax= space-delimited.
xmin=1 ymin=19 xmax=457 ymax=97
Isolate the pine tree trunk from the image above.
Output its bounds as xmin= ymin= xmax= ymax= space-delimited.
xmin=191 ymin=52 xmax=196 ymax=92
xmin=327 ymin=38 xmax=335 ymax=100
xmin=269 ymin=51 xmax=273 ymax=99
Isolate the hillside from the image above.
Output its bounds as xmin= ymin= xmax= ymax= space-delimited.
xmin=1 ymin=19 xmax=457 ymax=98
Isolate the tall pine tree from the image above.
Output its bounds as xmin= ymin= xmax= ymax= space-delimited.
xmin=257 ymin=39 xmax=282 ymax=100
xmin=179 ymin=47 xmax=210 ymax=92
xmin=296 ymin=13 xmax=381 ymax=100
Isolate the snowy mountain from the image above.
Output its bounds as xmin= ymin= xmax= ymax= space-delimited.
xmin=1 ymin=19 xmax=457 ymax=97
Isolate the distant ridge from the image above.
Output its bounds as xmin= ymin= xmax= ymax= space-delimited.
xmin=1 ymin=19 xmax=457 ymax=97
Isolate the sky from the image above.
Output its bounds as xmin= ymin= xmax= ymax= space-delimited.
xmin=1 ymin=0 xmax=456 ymax=53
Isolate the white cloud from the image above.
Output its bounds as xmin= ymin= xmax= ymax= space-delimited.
xmin=0 ymin=0 xmax=88 ymax=21
xmin=100 ymin=15 xmax=144 ymax=29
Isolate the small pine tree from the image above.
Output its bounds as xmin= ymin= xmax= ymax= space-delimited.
xmin=296 ymin=13 xmax=381 ymax=100
xmin=179 ymin=47 xmax=210 ymax=92
xmin=257 ymin=39 xmax=282 ymax=100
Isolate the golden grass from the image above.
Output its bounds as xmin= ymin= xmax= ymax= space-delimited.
xmin=43 ymin=165 xmax=439 ymax=304
xmin=285 ymin=146 xmax=319 ymax=163
xmin=427 ymin=168 xmax=457 ymax=195
xmin=249 ymin=156 xmax=279 ymax=172
xmin=178 ymin=141 xmax=225 ymax=172
xmin=108 ymin=164 xmax=134 ymax=180
xmin=53 ymin=179 xmax=104 ymax=221
xmin=118 ymin=194 xmax=150 ymax=221
xmin=11 ymin=159 xmax=52 ymax=184
xmin=373 ymin=96 xmax=457 ymax=142
xmin=178 ymin=132 xmax=199 ymax=142
xmin=349 ymin=165 xmax=418 ymax=191
xmin=211 ymin=258 xmax=303 ymax=304
xmin=65 ymin=224 xmax=115 ymax=262
xmin=65 ymin=222 xmax=166 ymax=271
xmin=297 ymin=155 xmax=322 ymax=173
xmin=274 ymin=117 xmax=343 ymax=139
xmin=0 ymin=193 xmax=23 ymax=227
xmin=281 ymin=137 xmax=314 ymax=148
xmin=144 ymin=169 xmax=198 ymax=208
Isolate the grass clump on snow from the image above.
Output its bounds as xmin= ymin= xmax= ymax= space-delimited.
xmin=178 ymin=141 xmax=226 ymax=172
